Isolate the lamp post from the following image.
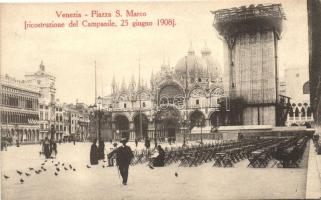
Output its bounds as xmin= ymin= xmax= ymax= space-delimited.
xmin=90 ymin=97 xmax=103 ymax=140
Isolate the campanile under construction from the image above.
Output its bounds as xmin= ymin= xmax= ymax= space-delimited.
xmin=212 ymin=4 xmax=286 ymax=126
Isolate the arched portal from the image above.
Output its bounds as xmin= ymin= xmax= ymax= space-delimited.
xmin=115 ymin=115 xmax=130 ymax=139
xmin=133 ymin=113 xmax=149 ymax=139
xmin=189 ymin=110 xmax=205 ymax=129
xmin=158 ymin=83 xmax=184 ymax=109
xmin=155 ymin=106 xmax=180 ymax=140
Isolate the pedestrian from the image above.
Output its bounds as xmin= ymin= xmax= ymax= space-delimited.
xmin=98 ymin=139 xmax=105 ymax=160
xmin=42 ymin=137 xmax=51 ymax=159
xmin=73 ymin=139 xmax=76 ymax=145
xmin=115 ymin=138 xmax=134 ymax=185
xmin=135 ymin=138 xmax=138 ymax=148
xmin=51 ymin=139 xmax=58 ymax=157
xmin=90 ymin=139 xmax=99 ymax=165
xmin=152 ymin=145 xmax=165 ymax=167
xmin=145 ymin=137 xmax=150 ymax=149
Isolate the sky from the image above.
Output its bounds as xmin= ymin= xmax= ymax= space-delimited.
xmin=0 ymin=0 xmax=308 ymax=105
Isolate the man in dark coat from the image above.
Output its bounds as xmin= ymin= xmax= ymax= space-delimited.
xmin=153 ymin=145 xmax=165 ymax=167
xmin=90 ymin=139 xmax=99 ymax=165
xmin=98 ymin=139 xmax=105 ymax=160
xmin=116 ymin=138 xmax=134 ymax=185
xmin=145 ymin=137 xmax=150 ymax=149
xmin=42 ymin=137 xmax=51 ymax=159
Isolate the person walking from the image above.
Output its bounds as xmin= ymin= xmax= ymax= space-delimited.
xmin=135 ymin=138 xmax=138 ymax=148
xmin=42 ymin=137 xmax=51 ymax=159
xmin=115 ymin=138 xmax=134 ymax=185
xmin=90 ymin=139 xmax=99 ymax=165
xmin=98 ymin=139 xmax=105 ymax=160
xmin=51 ymin=139 xmax=58 ymax=157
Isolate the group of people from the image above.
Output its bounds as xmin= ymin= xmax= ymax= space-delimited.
xmin=90 ymin=139 xmax=105 ymax=165
xmin=89 ymin=137 xmax=166 ymax=185
xmin=42 ymin=137 xmax=58 ymax=159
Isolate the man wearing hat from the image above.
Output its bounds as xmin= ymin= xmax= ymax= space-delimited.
xmin=115 ymin=138 xmax=134 ymax=185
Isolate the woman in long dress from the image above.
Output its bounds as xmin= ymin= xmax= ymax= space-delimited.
xmin=90 ymin=139 xmax=99 ymax=165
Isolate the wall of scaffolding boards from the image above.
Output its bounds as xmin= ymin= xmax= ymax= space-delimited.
xmin=225 ymin=30 xmax=278 ymax=126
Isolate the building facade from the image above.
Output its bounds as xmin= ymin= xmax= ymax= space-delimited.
xmin=100 ymin=45 xmax=226 ymax=141
xmin=25 ymin=61 xmax=57 ymax=140
xmin=282 ymin=68 xmax=313 ymax=127
xmin=308 ymin=0 xmax=321 ymax=135
xmin=0 ymin=75 xmax=40 ymax=144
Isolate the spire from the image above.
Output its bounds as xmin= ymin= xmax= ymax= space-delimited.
xmin=201 ymin=41 xmax=211 ymax=56
xmin=150 ymin=70 xmax=154 ymax=89
xmin=121 ymin=77 xmax=127 ymax=91
xmin=111 ymin=75 xmax=117 ymax=94
xmin=129 ymin=73 xmax=136 ymax=91
xmin=39 ymin=60 xmax=45 ymax=71
xmin=188 ymin=42 xmax=195 ymax=55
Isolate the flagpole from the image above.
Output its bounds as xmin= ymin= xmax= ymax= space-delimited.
xmin=139 ymin=58 xmax=143 ymax=140
xmin=94 ymin=61 xmax=98 ymax=139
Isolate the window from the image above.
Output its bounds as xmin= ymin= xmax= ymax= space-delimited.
xmin=303 ymin=81 xmax=310 ymax=94
xmin=40 ymin=111 xmax=43 ymax=120
xmin=26 ymin=100 xmax=32 ymax=109
xmin=40 ymin=105 xmax=43 ymax=109
xmin=196 ymin=99 xmax=199 ymax=105
xmin=198 ymin=78 xmax=202 ymax=82
xmin=124 ymin=103 xmax=127 ymax=108
xmin=45 ymin=106 xmax=48 ymax=109
xmin=142 ymin=102 xmax=146 ymax=107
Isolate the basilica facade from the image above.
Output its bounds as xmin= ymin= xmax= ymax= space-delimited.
xmin=100 ymin=45 xmax=227 ymax=141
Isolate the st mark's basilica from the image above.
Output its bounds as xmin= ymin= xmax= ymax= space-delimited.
xmin=99 ymin=44 xmax=227 ymax=141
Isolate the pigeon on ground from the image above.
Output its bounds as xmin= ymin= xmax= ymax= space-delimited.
xmin=3 ymin=175 xmax=10 ymax=179
xmin=56 ymin=167 xmax=60 ymax=172
xmin=69 ymin=164 xmax=72 ymax=169
xmin=175 ymin=172 xmax=178 ymax=177
xmin=45 ymin=160 xmax=48 ymax=162
xmin=86 ymin=165 xmax=91 ymax=168
xmin=16 ymin=170 xmax=23 ymax=175
xmin=102 ymin=165 xmax=105 ymax=168
xmin=64 ymin=167 xmax=68 ymax=171
xmin=35 ymin=171 xmax=40 ymax=174
xmin=73 ymin=168 xmax=76 ymax=172
xmin=62 ymin=163 xmax=64 ymax=166
xmin=29 ymin=168 xmax=34 ymax=171
xmin=148 ymin=164 xmax=154 ymax=169
xmin=20 ymin=178 xmax=24 ymax=184
xmin=25 ymin=173 xmax=31 ymax=177
xmin=41 ymin=163 xmax=45 ymax=166
xmin=43 ymin=168 xmax=47 ymax=171
xmin=54 ymin=172 xmax=58 ymax=176
xmin=54 ymin=164 xmax=58 ymax=167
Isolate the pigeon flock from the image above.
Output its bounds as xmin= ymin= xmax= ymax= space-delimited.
xmin=2 ymin=159 xmax=80 ymax=184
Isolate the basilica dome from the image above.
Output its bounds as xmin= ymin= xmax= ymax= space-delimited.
xmin=175 ymin=44 xmax=221 ymax=81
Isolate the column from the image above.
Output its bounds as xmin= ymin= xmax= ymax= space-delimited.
xmin=129 ymin=121 xmax=135 ymax=140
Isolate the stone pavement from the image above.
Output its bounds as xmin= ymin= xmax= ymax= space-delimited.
xmin=306 ymin=139 xmax=321 ymax=199
xmin=0 ymin=141 xmax=310 ymax=200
